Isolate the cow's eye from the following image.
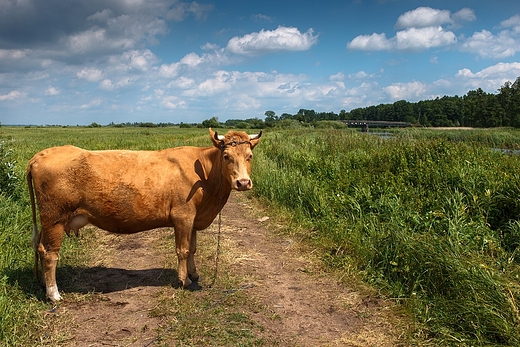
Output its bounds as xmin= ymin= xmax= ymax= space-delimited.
xmin=223 ymin=154 xmax=230 ymax=161
xmin=247 ymin=154 xmax=253 ymax=161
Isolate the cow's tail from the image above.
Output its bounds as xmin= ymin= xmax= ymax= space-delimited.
xmin=26 ymin=167 xmax=41 ymax=283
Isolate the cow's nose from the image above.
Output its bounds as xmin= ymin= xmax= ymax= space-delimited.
xmin=236 ymin=178 xmax=252 ymax=190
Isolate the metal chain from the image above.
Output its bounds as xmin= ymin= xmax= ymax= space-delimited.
xmin=208 ymin=145 xmax=225 ymax=288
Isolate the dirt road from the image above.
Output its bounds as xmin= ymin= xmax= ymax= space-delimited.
xmin=42 ymin=192 xmax=403 ymax=346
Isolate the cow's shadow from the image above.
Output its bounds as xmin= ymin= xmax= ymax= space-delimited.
xmin=3 ymin=265 xmax=181 ymax=301
xmin=56 ymin=265 xmax=181 ymax=295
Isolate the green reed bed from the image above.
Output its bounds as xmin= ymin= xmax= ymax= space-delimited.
xmin=252 ymin=128 xmax=520 ymax=346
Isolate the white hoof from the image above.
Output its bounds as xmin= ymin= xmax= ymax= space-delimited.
xmin=46 ymin=285 xmax=62 ymax=302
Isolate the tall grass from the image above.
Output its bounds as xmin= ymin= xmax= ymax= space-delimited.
xmin=252 ymin=128 xmax=520 ymax=346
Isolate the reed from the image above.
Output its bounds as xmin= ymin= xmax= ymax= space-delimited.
xmin=252 ymin=128 xmax=520 ymax=345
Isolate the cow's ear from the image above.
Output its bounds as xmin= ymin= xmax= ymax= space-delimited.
xmin=209 ymin=128 xmax=224 ymax=148
xmin=249 ymin=130 xmax=262 ymax=149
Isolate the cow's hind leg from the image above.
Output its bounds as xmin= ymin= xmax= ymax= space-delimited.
xmin=187 ymin=229 xmax=199 ymax=282
xmin=38 ymin=224 xmax=65 ymax=302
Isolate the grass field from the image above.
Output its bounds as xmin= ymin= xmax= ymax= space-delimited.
xmin=1 ymin=126 xmax=520 ymax=346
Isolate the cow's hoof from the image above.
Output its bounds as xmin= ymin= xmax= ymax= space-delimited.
xmin=180 ymin=277 xmax=192 ymax=288
xmin=185 ymin=281 xmax=202 ymax=291
xmin=188 ymin=273 xmax=199 ymax=282
xmin=46 ymin=285 xmax=62 ymax=302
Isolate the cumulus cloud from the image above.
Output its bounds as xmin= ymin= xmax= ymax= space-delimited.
xmin=455 ymin=62 xmax=520 ymax=92
xmin=395 ymin=26 xmax=456 ymax=51
xmin=348 ymin=27 xmax=456 ymax=52
xmin=395 ymin=7 xmax=452 ymax=29
xmin=347 ymin=33 xmax=393 ymax=51
xmin=226 ymin=26 xmax=318 ymax=55
xmin=348 ymin=6 xmax=475 ymax=52
xmin=456 ymin=62 xmax=520 ymax=79
xmin=500 ymin=14 xmax=520 ymax=31
xmin=461 ymin=29 xmax=520 ymax=59
xmin=384 ymin=81 xmax=428 ymax=100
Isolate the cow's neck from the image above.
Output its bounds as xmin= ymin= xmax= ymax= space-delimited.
xmin=203 ymin=147 xmax=232 ymax=203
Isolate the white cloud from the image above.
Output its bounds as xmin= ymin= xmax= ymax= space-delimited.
xmin=162 ymin=96 xmax=187 ymax=109
xmin=0 ymin=90 xmax=25 ymax=101
xmin=45 ymin=86 xmax=60 ymax=96
xmin=77 ymin=68 xmax=104 ymax=82
xmin=347 ymin=32 xmax=393 ymax=51
xmin=452 ymin=8 xmax=476 ymax=26
xmin=349 ymin=7 xmax=475 ymax=52
xmin=329 ymin=72 xmax=346 ymax=81
xmin=180 ymin=52 xmax=204 ymax=67
xmin=461 ymin=29 xmax=519 ymax=59
xmin=99 ymin=77 xmax=133 ymax=90
xmin=500 ymin=14 xmax=520 ymax=32
xmin=395 ymin=26 xmax=456 ymax=51
xmin=251 ymin=14 xmax=273 ymax=22
xmin=395 ymin=7 xmax=452 ymax=29
xmin=80 ymin=98 xmax=102 ymax=109
xmin=456 ymin=62 xmax=520 ymax=79
xmin=455 ymin=62 xmax=520 ymax=92
xmin=159 ymin=62 xmax=180 ymax=78
xmin=384 ymin=81 xmax=428 ymax=100
xmin=226 ymin=26 xmax=318 ymax=55
xmin=119 ymin=49 xmax=159 ymax=72
xmin=348 ymin=27 xmax=456 ymax=52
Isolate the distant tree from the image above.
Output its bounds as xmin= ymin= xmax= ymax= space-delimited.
xmin=264 ymin=110 xmax=278 ymax=127
xmin=202 ymin=117 xmax=220 ymax=128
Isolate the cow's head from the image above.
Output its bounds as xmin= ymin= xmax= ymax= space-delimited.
xmin=209 ymin=128 xmax=262 ymax=191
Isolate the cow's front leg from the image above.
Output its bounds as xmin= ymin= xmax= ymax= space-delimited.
xmin=187 ymin=229 xmax=199 ymax=282
xmin=174 ymin=221 xmax=193 ymax=288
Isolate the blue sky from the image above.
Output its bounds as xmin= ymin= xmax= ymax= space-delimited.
xmin=1 ymin=0 xmax=520 ymax=125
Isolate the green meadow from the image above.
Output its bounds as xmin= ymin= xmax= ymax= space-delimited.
xmin=1 ymin=126 xmax=520 ymax=346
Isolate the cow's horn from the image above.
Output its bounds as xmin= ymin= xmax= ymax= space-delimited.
xmin=249 ymin=130 xmax=262 ymax=140
xmin=214 ymin=131 xmax=225 ymax=141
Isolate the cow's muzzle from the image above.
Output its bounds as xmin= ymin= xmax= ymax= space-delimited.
xmin=235 ymin=178 xmax=252 ymax=191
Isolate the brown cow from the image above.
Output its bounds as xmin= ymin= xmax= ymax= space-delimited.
xmin=27 ymin=129 xmax=261 ymax=301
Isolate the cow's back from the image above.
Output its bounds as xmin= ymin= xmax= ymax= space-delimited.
xmin=28 ymin=145 xmax=211 ymax=233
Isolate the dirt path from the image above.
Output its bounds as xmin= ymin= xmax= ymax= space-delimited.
xmin=45 ymin=192 xmax=403 ymax=346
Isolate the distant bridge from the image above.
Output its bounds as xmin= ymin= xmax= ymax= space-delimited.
xmin=343 ymin=120 xmax=411 ymax=132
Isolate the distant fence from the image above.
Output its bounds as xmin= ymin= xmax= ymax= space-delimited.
xmin=343 ymin=120 xmax=411 ymax=132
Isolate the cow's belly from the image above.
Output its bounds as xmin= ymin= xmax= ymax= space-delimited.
xmin=86 ymin=214 xmax=173 ymax=234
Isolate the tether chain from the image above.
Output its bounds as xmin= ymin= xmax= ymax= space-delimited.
xmin=208 ymin=145 xmax=225 ymax=288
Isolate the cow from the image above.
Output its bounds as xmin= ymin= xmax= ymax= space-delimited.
xmin=26 ymin=128 xmax=262 ymax=302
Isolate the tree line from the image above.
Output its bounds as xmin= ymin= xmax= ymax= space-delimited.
xmin=203 ymin=76 xmax=520 ymax=129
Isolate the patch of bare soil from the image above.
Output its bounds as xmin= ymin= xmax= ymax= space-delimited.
xmin=46 ymin=192 xmax=404 ymax=346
